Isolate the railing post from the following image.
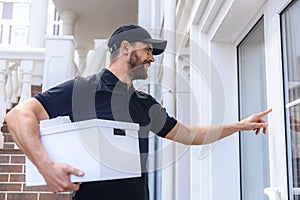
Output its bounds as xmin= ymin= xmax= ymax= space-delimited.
xmin=43 ymin=35 xmax=76 ymax=91
xmin=5 ymin=67 xmax=13 ymax=109
xmin=11 ymin=65 xmax=20 ymax=103
xmin=19 ymin=60 xmax=34 ymax=104
xmin=0 ymin=60 xmax=7 ymax=148
xmin=17 ymin=66 xmax=22 ymax=96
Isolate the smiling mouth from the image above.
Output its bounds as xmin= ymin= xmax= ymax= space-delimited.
xmin=143 ymin=61 xmax=150 ymax=68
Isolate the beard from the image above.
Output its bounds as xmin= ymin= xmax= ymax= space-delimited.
xmin=127 ymin=50 xmax=149 ymax=80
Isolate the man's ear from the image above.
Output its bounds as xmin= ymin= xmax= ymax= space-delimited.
xmin=120 ymin=41 xmax=130 ymax=55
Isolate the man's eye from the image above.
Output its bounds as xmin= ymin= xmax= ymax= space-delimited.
xmin=145 ymin=47 xmax=153 ymax=52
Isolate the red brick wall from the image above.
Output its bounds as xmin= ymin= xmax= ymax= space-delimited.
xmin=0 ymin=85 xmax=73 ymax=199
xmin=0 ymin=147 xmax=72 ymax=200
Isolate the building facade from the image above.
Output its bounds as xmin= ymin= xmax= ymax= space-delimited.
xmin=1 ymin=0 xmax=300 ymax=200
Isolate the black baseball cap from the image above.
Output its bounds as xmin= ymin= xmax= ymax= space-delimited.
xmin=107 ymin=24 xmax=167 ymax=55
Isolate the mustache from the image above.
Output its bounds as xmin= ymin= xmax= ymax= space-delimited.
xmin=143 ymin=60 xmax=151 ymax=65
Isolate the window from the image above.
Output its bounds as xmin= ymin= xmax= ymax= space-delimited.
xmin=238 ymin=17 xmax=270 ymax=200
xmin=53 ymin=9 xmax=61 ymax=35
xmin=281 ymin=0 xmax=300 ymax=199
xmin=0 ymin=1 xmax=30 ymax=46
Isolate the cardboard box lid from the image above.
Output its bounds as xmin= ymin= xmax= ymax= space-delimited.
xmin=40 ymin=119 xmax=139 ymax=136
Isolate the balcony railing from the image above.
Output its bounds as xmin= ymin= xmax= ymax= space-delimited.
xmin=0 ymin=48 xmax=45 ymax=148
xmin=0 ymin=35 xmax=109 ymax=148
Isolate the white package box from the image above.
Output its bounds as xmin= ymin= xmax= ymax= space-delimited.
xmin=26 ymin=119 xmax=141 ymax=186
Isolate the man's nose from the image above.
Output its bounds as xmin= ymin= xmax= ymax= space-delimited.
xmin=149 ymin=54 xmax=155 ymax=62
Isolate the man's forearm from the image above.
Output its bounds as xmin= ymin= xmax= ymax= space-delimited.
xmin=5 ymin=107 xmax=53 ymax=170
xmin=166 ymin=122 xmax=240 ymax=145
xmin=189 ymin=123 xmax=241 ymax=145
xmin=166 ymin=109 xmax=270 ymax=145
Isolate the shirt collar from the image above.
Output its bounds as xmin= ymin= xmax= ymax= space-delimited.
xmin=100 ymin=68 xmax=134 ymax=91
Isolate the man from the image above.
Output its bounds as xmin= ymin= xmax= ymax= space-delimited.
xmin=5 ymin=24 xmax=272 ymax=200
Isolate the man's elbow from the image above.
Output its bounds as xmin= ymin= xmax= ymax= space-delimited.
xmin=5 ymin=106 xmax=22 ymax=126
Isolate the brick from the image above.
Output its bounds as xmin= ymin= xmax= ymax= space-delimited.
xmin=0 ymin=174 xmax=9 ymax=182
xmin=11 ymin=156 xmax=25 ymax=164
xmin=10 ymin=174 xmax=25 ymax=182
xmin=0 ymin=183 xmax=22 ymax=191
xmin=39 ymin=193 xmax=72 ymax=200
xmin=23 ymin=184 xmax=50 ymax=192
xmin=1 ymin=123 xmax=8 ymax=133
xmin=0 ymin=165 xmax=23 ymax=173
xmin=7 ymin=192 xmax=37 ymax=200
xmin=0 ymin=192 xmax=6 ymax=200
xmin=3 ymin=143 xmax=15 ymax=149
xmin=0 ymin=155 xmax=9 ymax=164
xmin=3 ymin=133 xmax=13 ymax=143
xmin=0 ymin=149 xmax=22 ymax=155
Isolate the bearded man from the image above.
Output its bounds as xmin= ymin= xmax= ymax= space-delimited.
xmin=5 ymin=24 xmax=271 ymax=200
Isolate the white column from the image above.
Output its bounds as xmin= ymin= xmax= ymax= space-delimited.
xmin=161 ymin=0 xmax=176 ymax=199
xmin=81 ymin=39 xmax=107 ymax=77
xmin=60 ymin=11 xmax=77 ymax=35
xmin=19 ymin=60 xmax=34 ymax=104
xmin=29 ymin=0 xmax=49 ymax=47
xmin=0 ymin=60 xmax=7 ymax=148
xmin=190 ymin=24 xmax=203 ymax=200
xmin=76 ymin=47 xmax=88 ymax=74
xmin=175 ymin=49 xmax=191 ymax=200
xmin=43 ymin=36 xmax=76 ymax=91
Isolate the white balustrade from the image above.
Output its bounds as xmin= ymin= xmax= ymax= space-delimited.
xmin=264 ymin=187 xmax=281 ymax=200
xmin=0 ymin=40 xmax=78 ymax=149
xmin=0 ymin=48 xmax=45 ymax=149
xmin=0 ymin=60 xmax=7 ymax=148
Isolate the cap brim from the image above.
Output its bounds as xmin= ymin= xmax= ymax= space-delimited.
xmin=143 ymin=39 xmax=167 ymax=55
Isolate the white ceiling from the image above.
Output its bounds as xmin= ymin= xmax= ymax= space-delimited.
xmin=53 ymin=0 xmax=138 ymax=51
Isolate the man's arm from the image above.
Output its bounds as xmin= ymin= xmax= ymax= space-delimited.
xmin=165 ymin=108 xmax=272 ymax=145
xmin=5 ymin=98 xmax=84 ymax=192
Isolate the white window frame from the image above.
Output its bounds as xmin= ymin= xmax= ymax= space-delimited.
xmin=281 ymin=0 xmax=300 ymax=198
xmin=0 ymin=2 xmax=3 ymax=20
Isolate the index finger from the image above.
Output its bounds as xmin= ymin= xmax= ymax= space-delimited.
xmin=256 ymin=108 xmax=272 ymax=118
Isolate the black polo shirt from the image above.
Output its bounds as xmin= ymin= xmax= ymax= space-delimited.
xmin=34 ymin=68 xmax=177 ymax=200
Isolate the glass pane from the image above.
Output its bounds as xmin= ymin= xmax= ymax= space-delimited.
xmin=2 ymin=2 xmax=13 ymax=20
xmin=238 ymin=18 xmax=270 ymax=200
xmin=281 ymin=0 xmax=300 ymax=199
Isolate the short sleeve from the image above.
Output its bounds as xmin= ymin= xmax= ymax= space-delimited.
xmin=146 ymin=97 xmax=177 ymax=138
xmin=34 ymin=79 xmax=74 ymax=119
